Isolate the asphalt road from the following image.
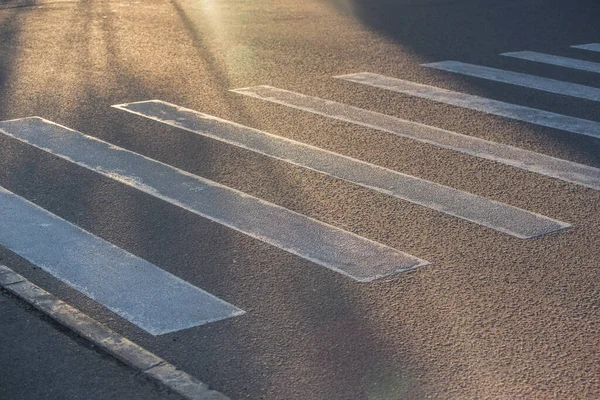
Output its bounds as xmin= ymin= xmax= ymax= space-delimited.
xmin=0 ymin=0 xmax=599 ymax=398
xmin=0 ymin=291 xmax=183 ymax=400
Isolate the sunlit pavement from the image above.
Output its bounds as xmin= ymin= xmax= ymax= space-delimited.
xmin=0 ymin=0 xmax=599 ymax=398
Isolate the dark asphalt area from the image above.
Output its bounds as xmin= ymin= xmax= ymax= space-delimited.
xmin=0 ymin=291 xmax=183 ymax=400
xmin=0 ymin=0 xmax=599 ymax=398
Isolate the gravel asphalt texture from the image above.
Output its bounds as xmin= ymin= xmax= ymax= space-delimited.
xmin=0 ymin=0 xmax=599 ymax=398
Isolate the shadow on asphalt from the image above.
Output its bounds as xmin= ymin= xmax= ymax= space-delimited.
xmin=321 ymin=0 xmax=600 ymax=166
xmin=0 ymin=0 xmax=600 ymax=398
xmin=325 ymin=0 xmax=600 ymax=59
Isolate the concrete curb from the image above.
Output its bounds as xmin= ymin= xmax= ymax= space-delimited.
xmin=0 ymin=265 xmax=230 ymax=400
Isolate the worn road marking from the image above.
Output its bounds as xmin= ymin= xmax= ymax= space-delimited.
xmin=0 ymin=265 xmax=230 ymax=400
xmin=423 ymin=61 xmax=600 ymax=102
xmin=501 ymin=51 xmax=600 ymax=74
xmin=337 ymin=72 xmax=600 ymax=140
xmin=116 ymin=100 xmax=569 ymax=239
xmin=571 ymin=43 xmax=600 ymax=53
xmin=0 ymin=117 xmax=428 ymax=282
xmin=232 ymin=85 xmax=600 ymax=191
xmin=0 ymin=186 xmax=243 ymax=336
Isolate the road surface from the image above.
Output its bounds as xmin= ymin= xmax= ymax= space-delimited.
xmin=0 ymin=0 xmax=599 ymax=398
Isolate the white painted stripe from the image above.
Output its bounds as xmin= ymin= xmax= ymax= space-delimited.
xmin=423 ymin=61 xmax=600 ymax=102
xmin=571 ymin=43 xmax=600 ymax=53
xmin=232 ymin=85 xmax=600 ymax=191
xmin=501 ymin=51 xmax=600 ymax=74
xmin=0 ymin=117 xmax=428 ymax=282
xmin=336 ymin=72 xmax=600 ymax=140
xmin=0 ymin=186 xmax=244 ymax=336
xmin=115 ymin=100 xmax=569 ymax=239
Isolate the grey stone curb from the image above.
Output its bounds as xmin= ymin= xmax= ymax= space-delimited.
xmin=0 ymin=265 xmax=230 ymax=400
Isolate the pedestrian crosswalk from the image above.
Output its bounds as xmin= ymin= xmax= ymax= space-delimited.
xmin=0 ymin=117 xmax=428 ymax=283
xmin=0 ymin=185 xmax=244 ymax=336
xmin=335 ymin=72 xmax=600 ymax=141
xmin=500 ymin=51 xmax=600 ymax=74
xmin=0 ymin=40 xmax=598 ymax=334
xmin=114 ymin=100 xmax=569 ymax=239
xmin=232 ymin=85 xmax=600 ymax=190
xmin=423 ymin=61 xmax=600 ymax=102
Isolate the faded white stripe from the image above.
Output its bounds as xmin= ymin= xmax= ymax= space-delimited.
xmin=116 ymin=100 xmax=570 ymax=239
xmin=571 ymin=43 xmax=600 ymax=53
xmin=0 ymin=117 xmax=428 ymax=282
xmin=232 ymin=85 xmax=600 ymax=191
xmin=501 ymin=51 xmax=600 ymax=74
xmin=423 ymin=61 xmax=600 ymax=102
xmin=337 ymin=72 xmax=600 ymax=140
xmin=0 ymin=186 xmax=244 ymax=336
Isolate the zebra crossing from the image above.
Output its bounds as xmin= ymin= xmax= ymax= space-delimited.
xmin=335 ymin=72 xmax=600 ymax=141
xmin=0 ymin=117 xmax=427 ymax=283
xmin=0 ymin=185 xmax=244 ymax=336
xmin=232 ymin=85 xmax=600 ymax=190
xmin=114 ymin=100 xmax=569 ymax=239
xmin=500 ymin=51 xmax=600 ymax=74
xmin=423 ymin=61 xmax=600 ymax=102
xmin=0 ymin=41 xmax=598 ymax=336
